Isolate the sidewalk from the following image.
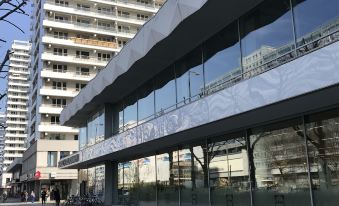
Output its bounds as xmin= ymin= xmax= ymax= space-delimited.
xmin=0 ymin=198 xmax=56 ymax=206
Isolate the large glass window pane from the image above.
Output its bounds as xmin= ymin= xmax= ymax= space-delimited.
xmin=176 ymin=47 xmax=204 ymax=106
xmin=138 ymin=156 xmax=156 ymax=206
xmin=79 ymin=127 xmax=87 ymax=150
xmin=179 ymin=142 xmax=209 ymax=206
xmin=293 ymin=0 xmax=339 ymax=46
xmin=88 ymin=167 xmax=96 ymax=195
xmin=118 ymin=104 xmax=124 ymax=133
xmin=95 ymin=165 xmax=105 ymax=201
xmin=118 ymin=163 xmax=125 ymax=204
xmin=138 ymin=82 xmax=155 ymax=123
xmin=157 ymin=150 xmax=179 ymax=206
xmin=124 ymin=94 xmax=138 ymax=130
xmin=209 ymin=135 xmax=251 ymax=206
xmin=47 ymin=151 xmax=57 ymax=167
xmin=204 ymin=21 xmax=242 ymax=95
xmin=87 ymin=110 xmax=105 ymax=146
xmin=113 ymin=103 xmax=124 ymax=135
xmin=96 ymin=111 xmax=105 ymax=143
xmin=250 ymin=119 xmax=311 ymax=206
xmin=155 ymin=66 xmax=176 ymax=115
xmin=240 ymin=0 xmax=294 ymax=79
xmin=123 ymin=160 xmax=139 ymax=205
xmin=60 ymin=151 xmax=70 ymax=160
xmin=306 ymin=109 xmax=339 ymax=206
xmin=79 ymin=169 xmax=88 ymax=196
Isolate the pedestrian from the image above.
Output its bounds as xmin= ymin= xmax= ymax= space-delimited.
xmin=31 ymin=190 xmax=35 ymax=203
xmin=2 ymin=190 xmax=7 ymax=203
xmin=54 ymin=188 xmax=61 ymax=206
xmin=46 ymin=189 xmax=50 ymax=202
xmin=41 ymin=189 xmax=47 ymax=205
xmin=24 ymin=190 xmax=28 ymax=203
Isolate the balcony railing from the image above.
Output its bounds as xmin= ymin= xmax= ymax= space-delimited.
xmin=96 ymin=0 xmax=160 ymax=9
xmin=45 ymin=0 xmax=150 ymax=23
xmin=71 ymin=37 xmax=118 ymax=49
xmin=43 ymin=52 xmax=110 ymax=64
xmin=40 ymin=103 xmax=66 ymax=108
xmin=42 ymin=68 xmax=96 ymax=79
xmin=45 ymin=17 xmax=138 ymax=36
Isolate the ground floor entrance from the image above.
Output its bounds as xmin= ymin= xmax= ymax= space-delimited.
xmin=23 ymin=179 xmax=76 ymax=201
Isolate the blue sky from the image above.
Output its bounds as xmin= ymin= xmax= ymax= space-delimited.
xmin=0 ymin=2 xmax=31 ymax=112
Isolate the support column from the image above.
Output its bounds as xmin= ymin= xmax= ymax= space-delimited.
xmin=104 ymin=161 xmax=118 ymax=206
xmin=104 ymin=104 xmax=113 ymax=139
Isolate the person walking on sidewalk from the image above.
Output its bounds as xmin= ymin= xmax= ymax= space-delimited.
xmin=24 ymin=190 xmax=28 ymax=203
xmin=54 ymin=188 xmax=60 ymax=206
xmin=41 ymin=189 xmax=47 ymax=205
xmin=2 ymin=190 xmax=7 ymax=203
xmin=31 ymin=190 xmax=35 ymax=203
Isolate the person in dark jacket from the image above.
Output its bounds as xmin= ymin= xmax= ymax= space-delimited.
xmin=41 ymin=189 xmax=46 ymax=205
xmin=54 ymin=188 xmax=60 ymax=206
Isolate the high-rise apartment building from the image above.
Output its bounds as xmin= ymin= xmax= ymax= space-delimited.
xmin=24 ymin=0 xmax=165 ymax=199
xmin=0 ymin=41 xmax=31 ymax=190
xmin=0 ymin=113 xmax=5 ymax=175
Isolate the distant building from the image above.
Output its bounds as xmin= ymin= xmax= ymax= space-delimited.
xmin=0 ymin=41 xmax=31 ymax=191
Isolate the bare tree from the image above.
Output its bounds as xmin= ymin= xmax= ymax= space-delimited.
xmin=0 ymin=0 xmax=29 ymax=43
xmin=0 ymin=49 xmax=10 ymax=114
xmin=0 ymin=0 xmax=29 ymax=122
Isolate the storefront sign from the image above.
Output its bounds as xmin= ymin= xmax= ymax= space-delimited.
xmin=58 ymin=153 xmax=80 ymax=168
xmin=34 ymin=171 xmax=41 ymax=179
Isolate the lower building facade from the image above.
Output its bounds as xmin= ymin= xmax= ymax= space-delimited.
xmin=58 ymin=0 xmax=339 ymax=205
xmin=21 ymin=139 xmax=78 ymax=200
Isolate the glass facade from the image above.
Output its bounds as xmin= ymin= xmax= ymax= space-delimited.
xmin=78 ymin=164 xmax=105 ymax=201
xmin=77 ymin=1 xmax=339 ymax=204
xmin=113 ymin=108 xmax=339 ymax=206
xmin=87 ymin=110 xmax=105 ymax=146
xmin=108 ymin=0 xmax=339 ymax=135
xmin=250 ymin=119 xmax=310 ymax=205
xmin=292 ymin=0 xmax=339 ymax=46
xmin=306 ymin=110 xmax=339 ymax=206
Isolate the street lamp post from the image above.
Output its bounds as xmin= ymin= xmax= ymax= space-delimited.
xmin=188 ymin=70 xmax=200 ymax=102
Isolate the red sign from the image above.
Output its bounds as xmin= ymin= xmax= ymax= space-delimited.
xmin=34 ymin=171 xmax=41 ymax=179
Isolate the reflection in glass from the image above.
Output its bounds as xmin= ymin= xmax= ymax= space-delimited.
xmin=179 ymin=143 xmax=209 ymax=206
xmin=87 ymin=110 xmax=105 ymax=146
xmin=306 ymin=110 xmax=339 ymax=206
xmin=124 ymin=94 xmax=138 ymax=130
xmin=240 ymin=0 xmax=294 ymax=78
xmin=79 ymin=169 xmax=88 ymax=196
xmin=138 ymin=156 xmax=156 ymax=206
xmin=250 ymin=119 xmax=310 ymax=206
xmin=118 ymin=103 xmax=124 ymax=134
xmin=157 ymin=151 xmax=179 ymax=206
xmin=95 ymin=165 xmax=105 ymax=201
xmin=138 ymin=82 xmax=155 ymax=123
xmin=176 ymin=47 xmax=204 ymax=106
xmin=204 ymin=21 xmax=242 ymax=95
xmin=123 ymin=160 xmax=139 ymax=205
xmin=79 ymin=127 xmax=87 ymax=150
xmin=118 ymin=163 xmax=125 ymax=204
xmin=293 ymin=0 xmax=339 ymax=46
xmin=209 ymin=136 xmax=251 ymax=206
xmin=87 ymin=167 xmax=96 ymax=195
xmin=155 ymin=66 xmax=177 ymax=115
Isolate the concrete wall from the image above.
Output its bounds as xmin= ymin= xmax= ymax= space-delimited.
xmin=22 ymin=140 xmax=78 ymax=181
